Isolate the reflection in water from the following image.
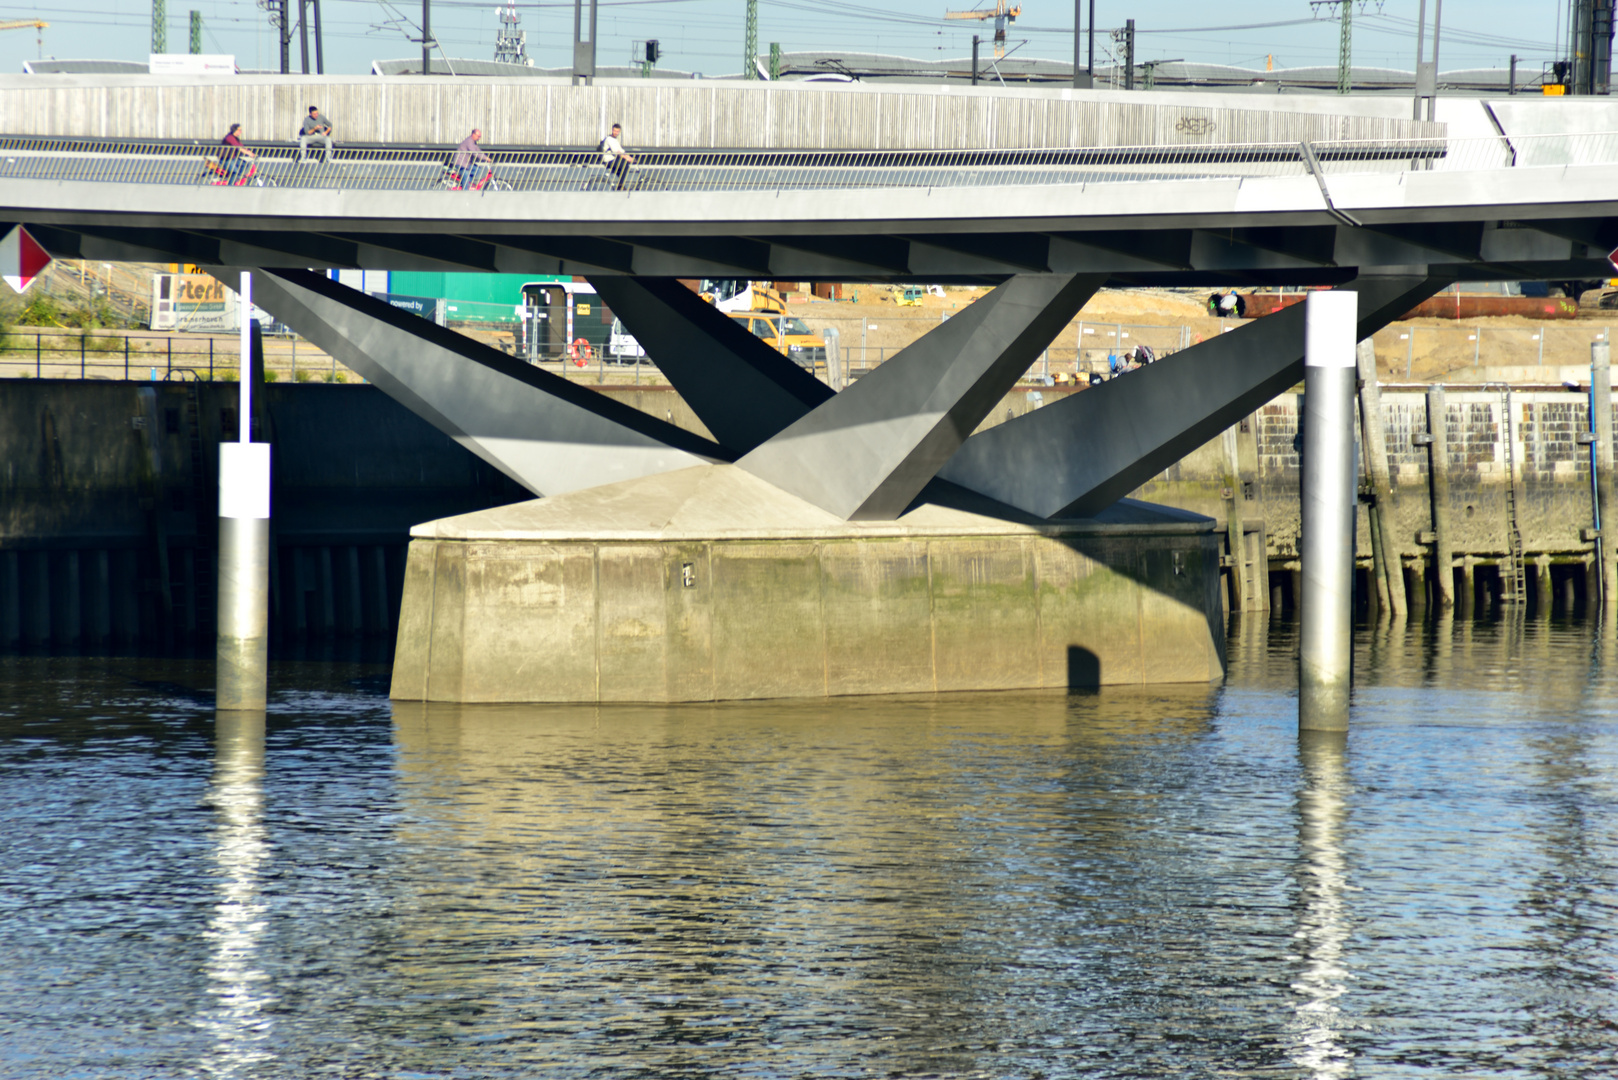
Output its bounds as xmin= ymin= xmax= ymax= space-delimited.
xmin=2 ymin=626 xmax=1618 ymax=1077
xmin=1291 ymin=732 xmax=1352 ymax=1080
xmin=199 ymin=710 xmax=275 ymax=1078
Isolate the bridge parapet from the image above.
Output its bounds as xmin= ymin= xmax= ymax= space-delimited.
xmin=4 ymin=131 xmax=1602 ymax=195
xmin=0 ymin=75 xmax=1442 ymax=151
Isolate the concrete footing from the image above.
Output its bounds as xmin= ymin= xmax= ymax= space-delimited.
xmin=390 ymin=465 xmax=1225 ymax=703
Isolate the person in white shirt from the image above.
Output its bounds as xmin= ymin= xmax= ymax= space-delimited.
xmin=600 ymin=123 xmax=635 ymax=189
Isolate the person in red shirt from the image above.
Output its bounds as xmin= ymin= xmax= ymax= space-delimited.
xmin=219 ymin=123 xmax=254 ymax=184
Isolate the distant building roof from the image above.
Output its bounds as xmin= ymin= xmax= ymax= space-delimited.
xmin=371 ymin=58 xmax=704 ymax=80
xmin=367 ymin=52 xmax=1551 ymax=94
xmin=22 ymin=59 xmax=150 ymax=75
xmin=24 ymin=52 xmax=1553 ymax=96
xmin=22 ymin=58 xmax=280 ymax=75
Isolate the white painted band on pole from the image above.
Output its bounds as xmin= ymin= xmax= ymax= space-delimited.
xmin=239 ymin=271 xmax=252 ymax=444
xmin=1303 ymin=292 xmax=1358 ymax=369
xmin=219 ymin=441 xmax=271 ymax=519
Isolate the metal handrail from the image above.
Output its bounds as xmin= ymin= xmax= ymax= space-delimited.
xmin=0 ymin=131 xmax=1610 ymax=194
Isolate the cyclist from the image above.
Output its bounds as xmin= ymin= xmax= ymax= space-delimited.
xmin=600 ymin=123 xmax=635 ymax=190
xmin=452 ymin=129 xmax=493 ymax=190
xmin=219 ymin=122 xmax=254 ymax=184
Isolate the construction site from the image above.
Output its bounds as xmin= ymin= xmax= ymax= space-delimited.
xmin=7 ymin=260 xmax=1616 ymax=388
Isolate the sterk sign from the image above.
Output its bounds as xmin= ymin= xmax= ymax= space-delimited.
xmin=0 ymin=225 xmax=51 ymax=293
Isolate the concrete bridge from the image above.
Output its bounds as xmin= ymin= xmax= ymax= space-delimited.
xmin=6 ymin=77 xmax=1618 ymax=702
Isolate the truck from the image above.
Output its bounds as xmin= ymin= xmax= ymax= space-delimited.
xmin=514 ymin=278 xmax=829 ymax=372
xmin=700 ymin=280 xmax=829 ymax=374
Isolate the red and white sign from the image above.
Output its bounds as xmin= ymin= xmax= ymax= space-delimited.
xmin=1608 ymin=245 xmax=1618 ymax=274
xmin=0 ymin=225 xmax=51 ymax=294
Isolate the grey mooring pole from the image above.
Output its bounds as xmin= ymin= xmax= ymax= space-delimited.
xmin=1300 ymin=291 xmax=1358 ymax=732
xmin=217 ymin=272 xmax=271 ymax=711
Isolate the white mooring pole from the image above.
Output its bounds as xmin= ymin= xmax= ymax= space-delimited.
xmin=217 ymin=272 xmax=271 ymax=710
xmin=1299 ymin=291 xmax=1358 ymax=732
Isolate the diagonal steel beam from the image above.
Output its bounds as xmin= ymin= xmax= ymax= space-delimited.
xmin=587 ymin=277 xmax=833 ymax=455
xmin=624 ymin=236 xmax=774 ymax=274
xmin=737 ymin=273 xmax=1107 ymax=521
xmin=900 ymin=233 xmax=1052 ymax=273
xmin=940 ymin=273 xmax=1452 ymax=518
xmin=758 ymin=234 xmax=912 ymax=274
xmin=232 ymin=268 xmax=726 ymax=496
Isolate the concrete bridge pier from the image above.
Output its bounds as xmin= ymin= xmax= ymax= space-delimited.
xmin=239 ymin=267 xmax=1232 ymax=702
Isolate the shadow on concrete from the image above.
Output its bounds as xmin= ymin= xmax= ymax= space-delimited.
xmin=1067 ymin=646 xmax=1101 ymax=689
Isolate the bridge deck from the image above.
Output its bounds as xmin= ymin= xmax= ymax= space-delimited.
xmin=4 ymin=132 xmax=1616 ymax=285
xmin=0 ymin=131 xmax=1603 ymax=194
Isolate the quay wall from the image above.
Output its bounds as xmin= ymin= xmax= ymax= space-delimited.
xmin=0 ymin=379 xmax=528 ymax=650
xmin=0 ymin=75 xmax=1442 ymax=149
xmin=1131 ymin=388 xmax=1604 ymax=561
xmin=4 ymin=377 xmax=1598 ymax=655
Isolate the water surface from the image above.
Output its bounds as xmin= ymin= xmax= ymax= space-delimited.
xmin=2 ymin=617 xmax=1615 ymax=1077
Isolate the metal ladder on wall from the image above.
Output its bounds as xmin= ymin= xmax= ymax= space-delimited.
xmin=1500 ymin=387 xmax=1527 ymax=604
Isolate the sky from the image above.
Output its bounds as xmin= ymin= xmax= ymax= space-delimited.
xmin=0 ymin=0 xmax=1574 ymax=78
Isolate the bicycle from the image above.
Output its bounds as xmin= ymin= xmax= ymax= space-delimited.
xmin=580 ymin=164 xmax=665 ymax=192
xmin=439 ymin=164 xmax=512 ymax=192
xmin=201 ymin=155 xmax=276 ymax=187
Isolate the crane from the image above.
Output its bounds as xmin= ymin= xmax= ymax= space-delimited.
xmin=944 ymin=2 xmax=1018 ymax=59
xmin=0 ymin=19 xmax=48 ymax=59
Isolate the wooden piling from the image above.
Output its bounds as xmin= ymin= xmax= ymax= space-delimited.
xmin=1406 ymin=563 xmax=1427 ymax=613
xmin=1593 ymin=343 xmax=1616 ymax=612
xmin=1367 ymin=501 xmax=1391 ymax=615
xmin=1220 ymin=427 xmax=1247 ymax=612
xmin=1534 ymin=555 xmax=1552 ymax=618
xmin=1460 ymin=555 xmax=1477 ymax=617
xmin=1424 ymin=386 xmax=1456 ymax=607
xmin=1357 ymin=340 xmax=1407 ymax=615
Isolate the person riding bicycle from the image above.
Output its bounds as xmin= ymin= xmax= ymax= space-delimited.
xmin=219 ymin=122 xmax=254 ymax=183
xmin=600 ymin=123 xmax=635 ymax=190
xmin=452 ymin=129 xmax=493 ymax=190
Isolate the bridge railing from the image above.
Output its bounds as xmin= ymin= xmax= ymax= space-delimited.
xmin=0 ymin=132 xmax=1611 ymax=194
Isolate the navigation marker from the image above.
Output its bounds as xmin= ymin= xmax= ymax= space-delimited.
xmin=1609 ymin=245 xmax=1618 ymax=273
xmin=0 ymin=225 xmax=51 ymax=293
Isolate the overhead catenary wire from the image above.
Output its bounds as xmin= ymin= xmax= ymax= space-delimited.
xmin=0 ymin=0 xmax=1566 ymax=76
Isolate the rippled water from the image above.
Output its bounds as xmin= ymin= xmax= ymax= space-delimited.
xmin=2 ymin=616 xmax=1616 ymax=1078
